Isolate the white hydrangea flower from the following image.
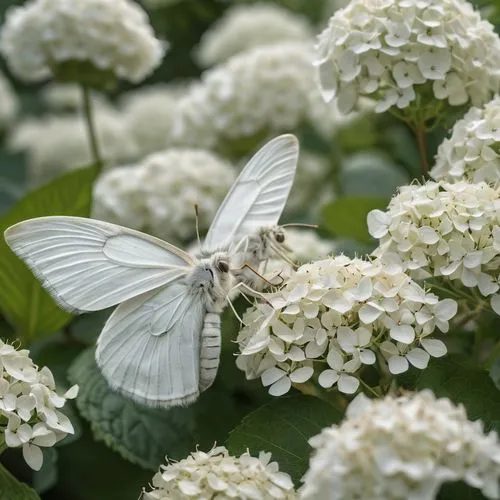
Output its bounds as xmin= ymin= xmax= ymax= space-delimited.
xmin=301 ymin=390 xmax=500 ymax=500
xmin=368 ymin=181 xmax=500 ymax=315
xmin=236 ymin=256 xmax=456 ymax=397
xmin=315 ymin=0 xmax=500 ymax=115
xmin=119 ymin=84 xmax=187 ymax=158
xmin=175 ymin=42 xmax=358 ymax=147
xmin=9 ymin=106 xmax=137 ymax=186
xmin=142 ymin=445 xmax=296 ymax=499
xmin=284 ymin=229 xmax=336 ymax=262
xmin=0 ymin=339 xmax=78 ymax=471
xmin=431 ymin=96 xmax=500 ymax=183
xmin=197 ymin=3 xmax=312 ymax=67
xmin=41 ymin=83 xmax=107 ymax=111
xmin=0 ymin=0 xmax=165 ymax=84
xmin=93 ymin=149 xmax=236 ymax=243
xmin=0 ymin=72 xmax=19 ymax=130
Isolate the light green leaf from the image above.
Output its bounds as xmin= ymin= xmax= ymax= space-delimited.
xmin=226 ymin=395 xmax=343 ymax=485
xmin=0 ymin=463 xmax=40 ymax=500
xmin=323 ymin=196 xmax=388 ymax=243
xmin=415 ymin=356 xmax=500 ymax=432
xmin=0 ymin=165 xmax=98 ymax=341
xmin=67 ymin=348 xmax=196 ymax=470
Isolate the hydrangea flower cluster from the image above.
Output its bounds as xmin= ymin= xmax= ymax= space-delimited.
xmin=142 ymin=446 xmax=296 ymax=499
xmin=431 ymin=96 xmax=500 ymax=183
xmin=0 ymin=0 xmax=165 ymax=85
xmin=283 ymin=229 xmax=336 ymax=263
xmin=0 ymin=339 xmax=78 ymax=471
xmin=119 ymin=85 xmax=187 ymax=157
xmin=315 ymin=0 xmax=500 ymax=115
xmin=0 ymin=72 xmax=18 ymax=131
xmin=301 ymin=390 xmax=500 ymax=500
xmin=368 ymin=181 xmax=500 ymax=314
xmin=236 ymin=256 xmax=456 ymax=397
xmin=9 ymin=106 xmax=136 ymax=186
xmin=196 ymin=3 xmax=312 ymax=67
xmin=175 ymin=42 xmax=357 ymax=147
xmin=93 ymin=149 xmax=235 ymax=243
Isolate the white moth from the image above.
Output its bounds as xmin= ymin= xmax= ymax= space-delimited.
xmin=4 ymin=134 xmax=299 ymax=408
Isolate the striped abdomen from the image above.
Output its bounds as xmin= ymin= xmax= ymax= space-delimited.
xmin=199 ymin=312 xmax=221 ymax=392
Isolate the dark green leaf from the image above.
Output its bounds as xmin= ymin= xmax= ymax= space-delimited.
xmin=415 ymin=356 xmax=500 ymax=432
xmin=490 ymin=357 xmax=500 ymax=391
xmin=67 ymin=348 xmax=196 ymax=470
xmin=322 ymin=196 xmax=388 ymax=243
xmin=0 ymin=165 xmax=98 ymax=342
xmin=340 ymin=151 xmax=409 ymax=198
xmin=438 ymin=480 xmax=489 ymax=500
xmin=227 ymin=395 xmax=343 ymax=485
xmin=0 ymin=463 xmax=40 ymax=500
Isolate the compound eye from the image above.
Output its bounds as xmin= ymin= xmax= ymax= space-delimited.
xmin=218 ymin=260 xmax=229 ymax=273
xmin=275 ymin=232 xmax=285 ymax=243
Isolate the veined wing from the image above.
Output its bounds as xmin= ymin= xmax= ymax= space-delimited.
xmin=203 ymin=134 xmax=299 ymax=251
xmin=96 ymin=283 xmax=204 ymax=407
xmin=4 ymin=216 xmax=194 ymax=313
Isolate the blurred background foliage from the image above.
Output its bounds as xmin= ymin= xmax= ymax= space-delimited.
xmin=0 ymin=0 xmax=499 ymax=499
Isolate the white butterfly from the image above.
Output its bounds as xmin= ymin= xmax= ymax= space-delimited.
xmin=4 ymin=134 xmax=299 ymax=408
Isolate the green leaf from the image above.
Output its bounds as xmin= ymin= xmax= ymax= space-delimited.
xmin=227 ymin=395 xmax=343 ymax=485
xmin=0 ymin=464 xmax=40 ymax=500
xmin=490 ymin=357 xmax=500 ymax=391
xmin=414 ymin=356 xmax=500 ymax=432
xmin=322 ymin=196 xmax=388 ymax=243
xmin=67 ymin=348 xmax=197 ymax=470
xmin=340 ymin=151 xmax=409 ymax=198
xmin=0 ymin=165 xmax=99 ymax=341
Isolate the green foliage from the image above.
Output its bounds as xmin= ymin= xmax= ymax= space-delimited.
xmin=0 ymin=464 xmax=41 ymax=500
xmin=67 ymin=348 xmax=197 ymax=470
xmin=227 ymin=395 xmax=343 ymax=485
xmin=490 ymin=357 xmax=500 ymax=391
xmin=413 ymin=356 xmax=500 ymax=432
xmin=0 ymin=166 xmax=98 ymax=343
xmin=322 ymin=195 xmax=388 ymax=243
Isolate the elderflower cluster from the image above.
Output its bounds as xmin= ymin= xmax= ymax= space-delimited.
xmin=315 ymin=0 xmax=500 ymax=115
xmin=175 ymin=42 xmax=353 ymax=147
xmin=0 ymin=0 xmax=165 ymax=85
xmin=93 ymin=149 xmax=235 ymax=243
xmin=431 ymin=96 xmax=500 ymax=183
xmin=119 ymin=85 xmax=187 ymax=158
xmin=236 ymin=256 xmax=456 ymax=397
xmin=9 ymin=107 xmax=136 ymax=186
xmin=368 ymin=182 xmax=500 ymax=314
xmin=197 ymin=3 xmax=312 ymax=67
xmin=142 ymin=446 xmax=296 ymax=500
xmin=301 ymin=390 xmax=500 ymax=500
xmin=0 ymin=72 xmax=18 ymax=130
xmin=0 ymin=339 xmax=78 ymax=471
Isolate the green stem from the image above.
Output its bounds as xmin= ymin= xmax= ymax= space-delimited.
xmin=358 ymin=378 xmax=382 ymax=398
xmin=413 ymin=123 xmax=429 ymax=177
xmin=0 ymin=436 xmax=7 ymax=456
xmin=81 ymin=85 xmax=103 ymax=172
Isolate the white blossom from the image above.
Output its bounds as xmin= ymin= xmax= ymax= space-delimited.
xmin=315 ymin=0 xmax=500 ymax=115
xmin=431 ymin=96 xmax=500 ymax=183
xmin=0 ymin=0 xmax=165 ymax=84
xmin=0 ymin=339 xmax=78 ymax=471
xmin=0 ymin=72 xmax=18 ymax=130
xmin=175 ymin=42 xmax=359 ymax=147
xmin=92 ymin=149 xmax=236 ymax=243
xmin=119 ymin=84 xmax=187 ymax=157
xmin=142 ymin=445 xmax=296 ymax=500
xmin=197 ymin=3 xmax=312 ymax=67
xmin=9 ymin=106 xmax=137 ymax=186
xmin=300 ymin=390 xmax=500 ymax=500
xmin=41 ymin=83 xmax=106 ymax=111
xmin=368 ymin=181 xmax=500 ymax=314
xmin=283 ymin=229 xmax=336 ymax=262
xmin=236 ymin=256 xmax=456 ymax=397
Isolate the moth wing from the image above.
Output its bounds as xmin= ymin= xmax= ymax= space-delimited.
xmin=203 ymin=134 xmax=299 ymax=251
xmin=96 ymin=283 xmax=205 ymax=407
xmin=4 ymin=216 xmax=193 ymax=312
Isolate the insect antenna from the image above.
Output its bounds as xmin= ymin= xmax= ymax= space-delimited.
xmin=281 ymin=223 xmax=319 ymax=229
xmin=194 ymin=204 xmax=201 ymax=249
xmin=226 ymin=294 xmax=245 ymax=324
